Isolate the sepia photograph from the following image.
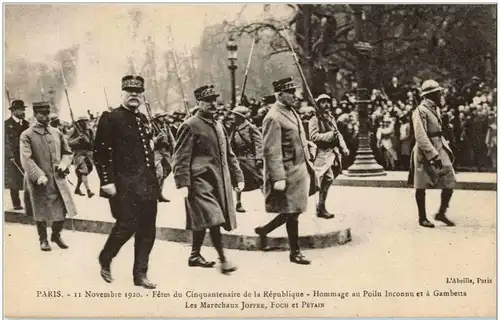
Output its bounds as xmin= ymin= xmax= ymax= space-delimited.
xmin=3 ymin=2 xmax=497 ymax=318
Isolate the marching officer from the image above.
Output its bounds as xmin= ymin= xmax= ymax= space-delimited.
xmin=152 ymin=112 xmax=176 ymax=202
xmin=173 ymin=84 xmax=244 ymax=274
xmin=308 ymin=94 xmax=349 ymax=219
xmin=255 ymin=77 xmax=318 ymax=264
xmin=409 ymin=79 xmax=456 ymax=228
xmin=229 ymin=105 xmax=264 ymax=213
xmin=94 ymin=75 xmax=159 ymax=289
xmin=5 ymin=99 xmax=29 ymax=210
xmin=20 ymin=101 xmax=77 ymax=251
xmin=67 ymin=116 xmax=95 ymax=198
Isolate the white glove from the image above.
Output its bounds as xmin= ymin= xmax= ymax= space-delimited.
xmin=178 ymin=187 xmax=189 ymax=198
xmin=273 ymin=180 xmax=286 ymax=191
xmin=342 ymin=147 xmax=350 ymax=156
xmin=37 ymin=176 xmax=48 ymax=186
xmin=101 ymin=183 xmax=117 ymax=196
xmin=235 ymin=182 xmax=245 ymax=192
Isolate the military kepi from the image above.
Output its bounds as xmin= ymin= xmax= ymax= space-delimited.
xmin=194 ymin=85 xmax=219 ymax=101
xmin=122 ymin=75 xmax=145 ymax=92
xmin=9 ymin=99 xmax=27 ymax=110
xmin=272 ymin=77 xmax=298 ymax=93
xmin=32 ymin=101 xmax=51 ymax=112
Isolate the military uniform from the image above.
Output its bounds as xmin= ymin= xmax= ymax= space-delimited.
xmin=67 ymin=116 xmax=95 ymax=198
xmin=308 ymin=94 xmax=348 ymax=219
xmin=229 ymin=105 xmax=264 ymax=212
xmin=152 ymin=112 xmax=176 ymax=202
xmin=5 ymin=100 xmax=30 ymax=210
xmin=94 ymin=75 xmax=159 ymax=288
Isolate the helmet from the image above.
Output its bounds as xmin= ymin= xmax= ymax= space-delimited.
xmin=420 ymin=80 xmax=443 ymax=97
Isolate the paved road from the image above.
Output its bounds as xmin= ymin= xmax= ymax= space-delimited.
xmin=5 ymin=186 xmax=496 ymax=318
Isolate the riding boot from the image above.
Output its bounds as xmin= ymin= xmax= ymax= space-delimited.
xmin=254 ymin=213 xmax=287 ymax=251
xmin=286 ymin=216 xmax=310 ymax=265
xmin=235 ymin=191 xmax=246 ymax=212
xmin=36 ymin=222 xmax=51 ymax=251
xmin=416 ymin=189 xmax=434 ymax=228
xmin=51 ymin=221 xmax=69 ymax=249
xmin=317 ymin=179 xmax=334 ymax=219
xmin=188 ymin=230 xmax=215 ymax=268
xmin=209 ymin=226 xmax=236 ymax=274
xmin=435 ymin=189 xmax=455 ymax=226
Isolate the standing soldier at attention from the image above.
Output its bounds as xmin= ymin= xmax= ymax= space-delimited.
xmin=228 ymin=105 xmax=263 ymax=213
xmin=94 ymin=75 xmax=159 ymax=289
xmin=173 ymin=85 xmax=244 ymax=274
xmin=409 ymin=79 xmax=456 ymax=228
xmin=255 ymin=77 xmax=318 ymax=264
xmin=308 ymin=94 xmax=350 ymax=219
xmin=67 ymin=116 xmax=95 ymax=198
xmin=5 ymin=99 xmax=29 ymax=210
xmin=20 ymin=101 xmax=77 ymax=251
xmin=152 ymin=112 xmax=176 ymax=203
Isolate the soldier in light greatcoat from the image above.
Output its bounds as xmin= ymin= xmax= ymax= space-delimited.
xmin=409 ymin=79 xmax=456 ymax=228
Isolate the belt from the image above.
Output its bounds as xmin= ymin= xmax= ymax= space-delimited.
xmin=428 ymin=131 xmax=442 ymax=138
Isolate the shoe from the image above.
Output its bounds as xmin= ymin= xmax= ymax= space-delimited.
xmin=134 ymin=276 xmax=157 ymax=289
xmin=220 ymin=260 xmax=237 ymax=274
xmin=188 ymin=255 xmax=216 ymax=268
xmin=290 ymin=251 xmax=311 ymax=265
xmin=87 ymin=191 xmax=95 ymax=198
xmin=13 ymin=206 xmax=23 ymax=210
xmin=51 ymin=234 xmax=69 ymax=249
xmin=236 ymin=203 xmax=246 ymax=213
xmin=317 ymin=211 xmax=335 ymax=219
xmin=75 ymin=189 xmax=85 ymax=196
xmin=419 ymin=219 xmax=435 ymax=228
xmin=40 ymin=240 xmax=51 ymax=252
xmin=158 ymin=195 xmax=171 ymax=203
xmin=98 ymin=256 xmax=113 ymax=283
xmin=435 ymin=214 xmax=455 ymax=227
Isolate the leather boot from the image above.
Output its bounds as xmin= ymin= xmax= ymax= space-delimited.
xmin=220 ymin=259 xmax=237 ymax=274
xmin=134 ymin=274 xmax=157 ymax=289
xmin=435 ymin=189 xmax=455 ymax=226
xmin=98 ymin=252 xmax=113 ymax=283
xmin=416 ymin=189 xmax=434 ymax=228
xmin=286 ymin=218 xmax=311 ymax=265
xmin=235 ymin=191 xmax=246 ymax=212
xmin=188 ymin=230 xmax=215 ymax=268
xmin=254 ymin=214 xmax=287 ymax=251
xmin=37 ymin=222 xmax=51 ymax=251
xmin=87 ymin=190 xmax=95 ymax=198
xmin=317 ymin=179 xmax=334 ymax=219
xmin=51 ymin=221 xmax=69 ymax=249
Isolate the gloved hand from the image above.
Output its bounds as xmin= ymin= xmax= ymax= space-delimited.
xmin=273 ymin=180 xmax=286 ymax=191
xmin=178 ymin=187 xmax=189 ymax=198
xmin=235 ymin=182 xmax=245 ymax=192
xmin=37 ymin=176 xmax=48 ymax=186
xmin=101 ymin=183 xmax=117 ymax=196
xmin=342 ymin=147 xmax=350 ymax=157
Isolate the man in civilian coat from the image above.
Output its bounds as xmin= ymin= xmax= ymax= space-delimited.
xmin=20 ymin=102 xmax=77 ymax=251
xmin=173 ymin=84 xmax=244 ymax=274
xmin=94 ymin=75 xmax=159 ymax=289
xmin=409 ymin=79 xmax=456 ymax=228
xmin=255 ymin=77 xmax=318 ymax=265
xmin=5 ymin=99 xmax=29 ymax=210
xmin=308 ymin=94 xmax=350 ymax=219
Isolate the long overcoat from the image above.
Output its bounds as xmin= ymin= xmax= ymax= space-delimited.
xmin=308 ymin=113 xmax=347 ymax=179
xmin=229 ymin=120 xmax=263 ymax=191
xmin=20 ymin=123 xmax=77 ymax=222
xmin=173 ymin=112 xmax=244 ymax=231
xmin=409 ymin=99 xmax=456 ymax=189
xmin=5 ymin=117 xmax=29 ymax=190
xmin=263 ymin=102 xmax=318 ymax=214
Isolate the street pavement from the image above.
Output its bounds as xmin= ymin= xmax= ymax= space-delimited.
xmin=4 ymin=186 xmax=496 ymax=318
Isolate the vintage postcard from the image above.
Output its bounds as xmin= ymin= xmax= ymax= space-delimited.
xmin=3 ymin=3 xmax=497 ymax=318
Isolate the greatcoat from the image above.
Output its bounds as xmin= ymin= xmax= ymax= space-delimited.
xmin=263 ymin=101 xmax=318 ymax=214
xmin=308 ymin=112 xmax=347 ymax=179
xmin=20 ymin=123 xmax=78 ymax=222
xmin=5 ymin=117 xmax=29 ymax=190
xmin=409 ymin=98 xmax=456 ymax=189
xmin=229 ymin=119 xmax=263 ymax=191
xmin=173 ymin=111 xmax=244 ymax=231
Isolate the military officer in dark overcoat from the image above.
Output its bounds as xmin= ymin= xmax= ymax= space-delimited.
xmin=255 ymin=77 xmax=318 ymax=265
xmin=173 ymin=85 xmax=244 ymax=274
xmin=5 ymin=99 xmax=29 ymax=210
xmin=409 ymin=79 xmax=456 ymax=228
xmin=308 ymin=94 xmax=350 ymax=219
xmin=94 ymin=75 xmax=159 ymax=289
xmin=229 ymin=105 xmax=264 ymax=213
